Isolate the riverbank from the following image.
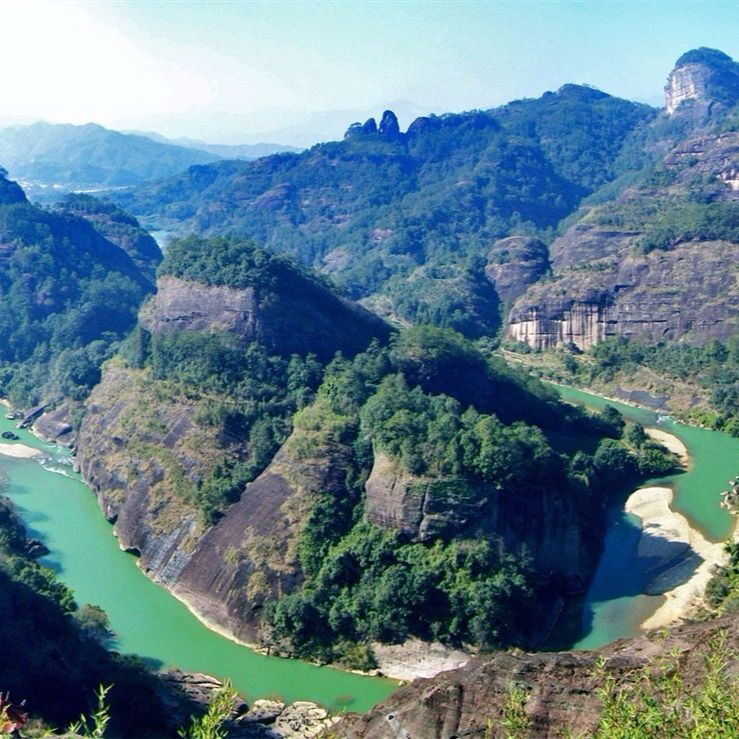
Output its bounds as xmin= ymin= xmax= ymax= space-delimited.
xmin=645 ymin=427 xmax=689 ymax=467
xmin=626 ymin=484 xmax=732 ymax=630
xmin=0 ymin=442 xmax=42 ymax=459
xmin=371 ymin=639 xmax=472 ymax=681
xmin=171 ymin=583 xmax=463 ymax=682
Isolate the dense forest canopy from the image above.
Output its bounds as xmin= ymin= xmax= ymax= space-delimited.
xmin=0 ymin=177 xmax=155 ymax=406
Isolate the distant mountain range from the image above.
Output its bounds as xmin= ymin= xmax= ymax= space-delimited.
xmin=128 ymin=130 xmax=301 ymax=160
xmin=0 ymin=121 xmax=300 ymax=201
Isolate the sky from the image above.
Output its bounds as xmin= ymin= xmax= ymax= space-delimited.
xmin=1 ymin=0 xmax=738 ymax=146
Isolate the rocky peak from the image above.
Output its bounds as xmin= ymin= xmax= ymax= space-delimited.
xmin=344 ymin=111 xmax=401 ymax=139
xmin=665 ymin=48 xmax=739 ymax=115
xmin=378 ymin=109 xmax=401 ymax=136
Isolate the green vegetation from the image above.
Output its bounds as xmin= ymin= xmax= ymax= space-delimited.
xmin=594 ymin=632 xmax=738 ymax=737
xmin=122 ymin=328 xmax=323 ymax=523
xmin=265 ymin=329 xmax=675 ymax=662
xmin=637 ymin=202 xmax=739 ymax=253
xmin=591 ymin=336 xmax=739 ymax=434
xmin=705 ymin=541 xmax=739 ymax=614
xmin=675 ymin=47 xmax=739 ymax=107
xmin=160 ymin=233 xmax=325 ymax=292
xmin=0 ymin=174 xmax=154 ymax=407
xmin=114 ymin=88 xmax=654 ymax=335
xmin=515 ymin=335 xmax=739 ymax=436
xmin=0 ymin=490 xmax=171 ymax=735
xmin=178 ymin=680 xmax=237 ymax=739
xmin=55 ymin=193 xmax=162 ymax=281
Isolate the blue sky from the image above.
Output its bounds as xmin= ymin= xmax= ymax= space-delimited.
xmin=1 ymin=0 xmax=737 ymax=145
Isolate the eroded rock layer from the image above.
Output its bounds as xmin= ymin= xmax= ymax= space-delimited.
xmin=337 ymin=614 xmax=739 ymax=738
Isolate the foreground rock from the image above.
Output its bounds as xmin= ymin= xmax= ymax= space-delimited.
xmin=335 ymin=614 xmax=739 ymax=738
xmin=158 ymin=670 xmax=336 ymax=738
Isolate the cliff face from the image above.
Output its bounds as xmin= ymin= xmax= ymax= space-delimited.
xmin=364 ymin=452 xmax=596 ymax=590
xmin=141 ymin=274 xmax=391 ymax=362
xmin=506 ymin=129 xmax=739 ymax=350
xmin=336 ymin=614 xmax=739 ymax=738
xmin=507 ymin=238 xmax=737 ymax=350
xmin=664 ymin=47 xmax=739 ymax=116
xmin=77 ymin=384 xmax=355 ymax=644
xmin=485 ymin=236 xmax=550 ymax=304
xmin=76 ymin=261 xmax=391 ymax=643
xmin=665 ymin=62 xmax=712 ymax=115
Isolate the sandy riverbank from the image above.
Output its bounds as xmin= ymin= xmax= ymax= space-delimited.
xmin=0 ymin=443 xmax=42 ymax=459
xmin=645 ymin=427 xmax=689 ymax=467
xmin=371 ymin=639 xmax=471 ymax=681
xmin=626 ymin=485 xmax=731 ymax=630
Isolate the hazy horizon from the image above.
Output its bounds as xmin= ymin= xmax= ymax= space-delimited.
xmin=1 ymin=0 xmax=737 ymax=147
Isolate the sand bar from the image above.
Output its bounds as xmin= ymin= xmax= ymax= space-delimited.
xmin=645 ymin=427 xmax=689 ymax=466
xmin=0 ymin=443 xmax=42 ymax=459
xmin=625 ymin=485 xmax=729 ymax=630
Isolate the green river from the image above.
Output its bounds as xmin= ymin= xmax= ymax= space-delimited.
xmin=0 ymin=415 xmax=396 ymax=714
xmin=0 ymin=384 xmax=736 ymax=710
xmin=549 ymin=384 xmax=738 ymax=650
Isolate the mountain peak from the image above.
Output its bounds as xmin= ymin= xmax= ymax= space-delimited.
xmin=665 ymin=47 xmax=739 ymax=115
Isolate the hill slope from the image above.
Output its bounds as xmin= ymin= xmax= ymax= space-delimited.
xmin=0 ymin=174 xmax=158 ymax=410
xmin=111 ymin=87 xmax=653 ymax=334
xmin=0 ymin=121 xmax=219 ymax=197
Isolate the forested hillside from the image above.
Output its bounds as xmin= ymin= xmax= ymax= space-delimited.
xmin=113 ymin=86 xmax=653 ymax=334
xmin=0 ymin=121 xmax=219 ymax=198
xmin=0 ymin=173 xmax=158 ymax=410
xmin=113 ymin=49 xmax=739 ymax=350
xmin=75 ymin=236 xmax=677 ymax=667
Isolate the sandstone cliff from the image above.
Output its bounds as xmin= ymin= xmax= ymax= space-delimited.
xmin=665 ymin=48 xmax=739 ymax=116
xmin=364 ymin=452 xmax=597 ymax=592
xmin=76 ymin=257 xmax=391 ymax=643
xmin=506 ymin=129 xmax=739 ymax=350
xmin=141 ymin=274 xmax=390 ymax=362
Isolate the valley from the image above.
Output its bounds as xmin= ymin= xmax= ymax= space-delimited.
xmin=0 ymin=37 xmax=737 ymax=738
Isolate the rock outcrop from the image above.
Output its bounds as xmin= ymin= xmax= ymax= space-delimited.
xmin=336 ymin=613 xmax=739 ymax=738
xmin=141 ymin=274 xmax=391 ymax=362
xmin=506 ymin=125 xmax=739 ymax=350
xmin=76 ymin=253 xmax=392 ymax=643
xmin=364 ymin=448 xmax=599 ymax=595
xmin=507 ymin=238 xmax=738 ymax=350
xmin=158 ymin=670 xmax=336 ymax=738
xmin=485 ymin=236 xmax=549 ymax=303
xmin=665 ymin=48 xmax=739 ymax=116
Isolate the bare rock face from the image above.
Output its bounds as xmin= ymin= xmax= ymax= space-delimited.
xmin=507 ymin=238 xmax=738 ymax=351
xmin=505 ymin=127 xmax=739 ymax=351
xmin=336 ymin=614 xmax=739 ymax=738
xmin=141 ymin=275 xmax=390 ymax=362
xmin=364 ymin=454 xmax=599 ymax=593
xmin=173 ymin=436 xmax=355 ymax=643
xmin=664 ymin=48 xmax=739 ymax=116
xmin=665 ymin=62 xmax=712 ymax=115
xmin=485 ymin=236 xmax=549 ymax=303
xmin=77 ymin=366 xmax=205 ymax=588
xmin=77 ymin=361 xmax=358 ymax=644
xmin=32 ymin=403 xmax=75 ymax=446
xmin=364 ymin=453 xmax=484 ymax=542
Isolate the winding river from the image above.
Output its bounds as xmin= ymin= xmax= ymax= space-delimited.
xmin=549 ymin=385 xmax=737 ymax=650
xmin=1 ymin=385 xmax=736 ymax=710
xmin=0 ymin=415 xmax=396 ymax=714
